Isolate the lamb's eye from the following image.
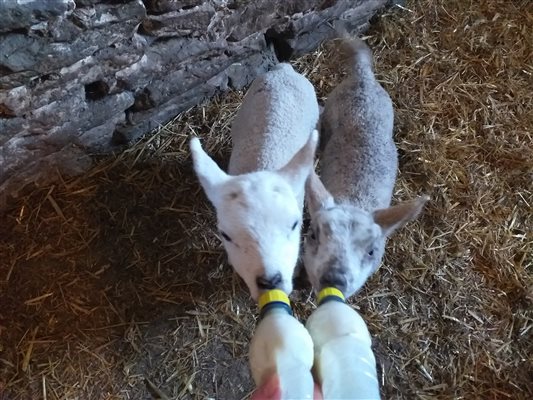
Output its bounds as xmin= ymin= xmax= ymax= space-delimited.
xmin=291 ymin=221 xmax=299 ymax=231
xmin=220 ymin=231 xmax=232 ymax=242
xmin=309 ymin=230 xmax=316 ymax=241
xmin=367 ymin=249 xmax=374 ymax=256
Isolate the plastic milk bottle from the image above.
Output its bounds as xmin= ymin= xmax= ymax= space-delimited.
xmin=306 ymin=287 xmax=381 ymax=399
xmin=249 ymin=289 xmax=315 ymax=399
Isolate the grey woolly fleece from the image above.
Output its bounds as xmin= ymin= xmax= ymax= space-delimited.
xmin=229 ymin=63 xmax=320 ymax=182
xmin=319 ymin=38 xmax=397 ymax=212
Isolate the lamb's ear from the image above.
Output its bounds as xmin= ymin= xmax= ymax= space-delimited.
xmin=190 ymin=137 xmax=229 ymax=206
xmin=306 ymin=170 xmax=335 ymax=217
xmin=373 ymin=195 xmax=429 ymax=237
xmin=278 ymin=129 xmax=319 ymax=193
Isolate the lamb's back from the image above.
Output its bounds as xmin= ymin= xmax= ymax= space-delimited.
xmin=229 ymin=63 xmax=319 ymax=175
xmin=320 ymin=76 xmax=397 ymax=212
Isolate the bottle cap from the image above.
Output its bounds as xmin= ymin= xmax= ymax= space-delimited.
xmin=258 ymin=289 xmax=292 ymax=318
xmin=317 ymin=287 xmax=345 ymax=305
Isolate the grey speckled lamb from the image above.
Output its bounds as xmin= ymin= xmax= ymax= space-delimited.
xmin=303 ymin=38 xmax=428 ymax=298
xmin=190 ymin=63 xmax=319 ymax=300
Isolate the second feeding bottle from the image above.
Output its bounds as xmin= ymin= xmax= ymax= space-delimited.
xmin=306 ymin=287 xmax=381 ymax=400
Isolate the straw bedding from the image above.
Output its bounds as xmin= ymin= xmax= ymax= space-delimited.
xmin=1 ymin=0 xmax=531 ymax=398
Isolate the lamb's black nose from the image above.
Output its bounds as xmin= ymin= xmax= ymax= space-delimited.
xmin=256 ymin=272 xmax=282 ymax=290
xmin=319 ymin=257 xmax=347 ymax=293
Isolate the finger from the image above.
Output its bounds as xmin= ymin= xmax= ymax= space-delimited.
xmin=251 ymin=374 xmax=281 ymax=400
xmin=313 ymin=382 xmax=324 ymax=400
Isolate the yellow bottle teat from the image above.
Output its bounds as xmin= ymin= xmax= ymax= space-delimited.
xmin=258 ymin=289 xmax=292 ymax=318
xmin=317 ymin=287 xmax=345 ymax=305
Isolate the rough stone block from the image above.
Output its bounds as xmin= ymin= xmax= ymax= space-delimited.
xmin=0 ymin=0 xmax=75 ymax=33
xmin=143 ymin=0 xmax=203 ymax=14
xmin=0 ymin=21 xmax=140 ymax=75
xmin=140 ymin=4 xmax=215 ymax=37
xmin=71 ymin=0 xmax=146 ymax=29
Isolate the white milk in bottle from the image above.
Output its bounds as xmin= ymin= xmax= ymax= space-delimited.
xmin=249 ymin=289 xmax=315 ymax=399
xmin=306 ymin=287 xmax=380 ymax=399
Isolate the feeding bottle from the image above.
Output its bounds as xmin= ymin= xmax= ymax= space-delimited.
xmin=306 ymin=287 xmax=380 ymax=399
xmin=249 ymin=289 xmax=315 ymax=399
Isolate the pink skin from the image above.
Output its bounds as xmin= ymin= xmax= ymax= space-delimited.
xmin=251 ymin=374 xmax=323 ymax=400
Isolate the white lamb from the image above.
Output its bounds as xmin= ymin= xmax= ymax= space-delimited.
xmin=303 ymin=38 xmax=429 ymax=298
xmin=190 ymin=63 xmax=320 ymax=300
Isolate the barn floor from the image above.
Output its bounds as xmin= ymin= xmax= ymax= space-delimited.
xmin=1 ymin=0 xmax=532 ymax=399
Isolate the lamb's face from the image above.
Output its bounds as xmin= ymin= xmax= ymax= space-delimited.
xmin=303 ymin=204 xmax=385 ymax=298
xmin=189 ymin=131 xmax=318 ymax=300
xmin=304 ymin=171 xmax=429 ymax=299
xmin=217 ymin=173 xmax=302 ymax=300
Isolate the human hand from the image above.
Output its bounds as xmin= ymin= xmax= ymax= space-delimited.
xmin=251 ymin=374 xmax=323 ymax=400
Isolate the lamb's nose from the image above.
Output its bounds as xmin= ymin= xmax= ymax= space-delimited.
xmin=256 ymin=272 xmax=283 ymax=290
xmin=319 ymin=263 xmax=347 ymax=293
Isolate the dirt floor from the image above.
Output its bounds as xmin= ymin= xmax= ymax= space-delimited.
xmin=1 ymin=0 xmax=532 ymax=399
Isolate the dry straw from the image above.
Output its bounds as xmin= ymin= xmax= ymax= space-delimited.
xmin=1 ymin=0 xmax=531 ymax=399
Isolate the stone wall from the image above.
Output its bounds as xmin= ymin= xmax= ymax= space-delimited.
xmin=0 ymin=0 xmax=387 ymax=205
